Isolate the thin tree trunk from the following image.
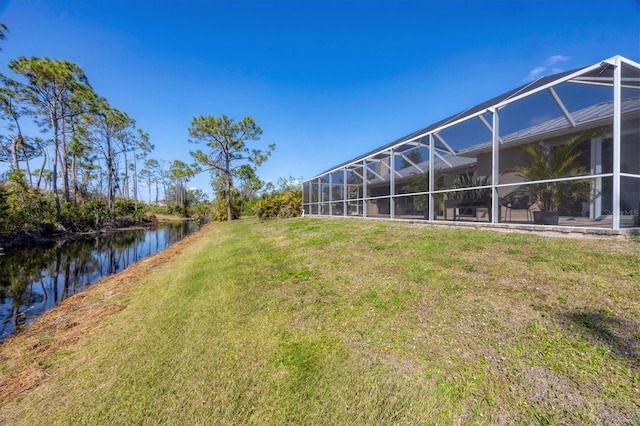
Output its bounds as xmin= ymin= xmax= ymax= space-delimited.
xmin=10 ymin=135 xmax=20 ymax=171
xmin=51 ymin=119 xmax=62 ymax=220
xmin=21 ymin=141 xmax=33 ymax=186
xmin=72 ymin=152 xmax=79 ymax=205
xmin=122 ymin=149 xmax=129 ymax=199
xmin=60 ymin=110 xmax=71 ymax=203
xmin=36 ymin=152 xmax=46 ymax=189
xmin=225 ymin=153 xmax=232 ymax=221
xmin=9 ymin=98 xmax=24 ymax=173
xmin=132 ymin=145 xmax=138 ymax=213
xmin=106 ymin=135 xmax=115 ymax=212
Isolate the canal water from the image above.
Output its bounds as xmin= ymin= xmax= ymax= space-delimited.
xmin=0 ymin=221 xmax=199 ymax=342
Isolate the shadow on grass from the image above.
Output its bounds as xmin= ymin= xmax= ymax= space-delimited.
xmin=563 ymin=307 xmax=639 ymax=372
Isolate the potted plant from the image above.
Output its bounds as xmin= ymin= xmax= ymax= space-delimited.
xmin=512 ymin=135 xmax=592 ymax=225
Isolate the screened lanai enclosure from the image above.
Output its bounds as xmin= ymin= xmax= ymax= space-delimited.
xmin=302 ymin=55 xmax=640 ymax=231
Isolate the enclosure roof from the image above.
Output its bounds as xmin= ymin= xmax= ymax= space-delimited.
xmin=457 ymin=97 xmax=640 ymax=157
xmin=385 ymin=97 xmax=640 ymax=180
xmin=309 ymin=55 xmax=639 ymax=180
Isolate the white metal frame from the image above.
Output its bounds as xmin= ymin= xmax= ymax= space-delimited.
xmin=302 ymin=55 xmax=640 ymax=231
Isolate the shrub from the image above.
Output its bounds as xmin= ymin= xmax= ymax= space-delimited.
xmin=114 ymin=197 xmax=146 ymax=220
xmin=254 ymin=189 xmax=302 ymax=220
xmin=188 ymin=201 xmax=212 ymax=218
xmin=61 ymin=198 xmax=109 ymax=231
xmin=0 ymin=170 xmax=56 ymax=236
xmin=210 ymin=189 xmax=244 ymax=221
xmin=61 ymin=197 xmax=147 ymax=231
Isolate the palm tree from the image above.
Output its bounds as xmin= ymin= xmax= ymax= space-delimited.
xmin=512 ymin=134 xmax=592 ymax=223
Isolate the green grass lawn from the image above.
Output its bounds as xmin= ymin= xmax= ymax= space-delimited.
xmin=1 ymin=218 xmax=639 ymax=425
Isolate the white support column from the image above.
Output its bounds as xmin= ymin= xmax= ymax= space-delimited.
xmin=343 ymin=168 xmax=348 ymax=216
xmin=612 ymin=59 xmax=621 ymax=230
xmin=429 ymin=134 xmax=435 ymax=221
xmin=328 ymin=173 xmax=333 ymax=216
xmin=316 ymin=178 xmax=321 ymax=215
xmin=390 ymin=149 xmax=395 ymax=219
xmin=318 ymin=178 xmax=322 ymax=214
xmin=591 ymin=137 xmax=602 ymax=219
xmin=363 ymin=160 xmax=368 ymax=218
xmin=491 ymin=108 xmax=500 ymax=223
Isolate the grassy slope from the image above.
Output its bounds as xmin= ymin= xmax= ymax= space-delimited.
xmin=1 ymin=218 xmax=639 ymax=425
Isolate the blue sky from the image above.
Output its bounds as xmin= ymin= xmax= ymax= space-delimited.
xmin=0 ymin=0 xmax=638 ymax=198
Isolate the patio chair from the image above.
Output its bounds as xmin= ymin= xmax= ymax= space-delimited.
xmin=501 ymin=190 xmax=535 ymax=222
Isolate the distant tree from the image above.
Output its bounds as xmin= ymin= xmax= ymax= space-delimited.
xmin=157 ymin=160 xmax=171 ymax=205
xmin=275 ymin=175 xmax=302 ymax=193
xmin=263 ymin=180 xmax=276 ymax=194
xmin=82 ymin=97 xmax=132 ymax=212
xmin=129 ymin=128 xmax=153 ymax=203
xmin=138 ymin=166 xmax=152 ymax=203
xmin=116 ymin=125 xmax=150 ymax=200
xmin=185 ymin=188 xmax=211 ymax=218
xmin=32 ymin=169 xmax=54 ymax=190
xmin=140 ymin=158 xmax=162 ymax=203
xmin=169 ymin=159 xmax=193 ymax=209
xmin=237 ymin=164 xmax=263 ymax=199
xmin=187 ymin=188 xmax=208 ymax=205
xmin=188 ymin=114 xmax=274 ymax=221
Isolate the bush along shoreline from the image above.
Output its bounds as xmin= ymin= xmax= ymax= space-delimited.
xmin=0 ymin=212 xmax=160 ymax=251
xmin=0 ymin=172 xmax=161 ymax=250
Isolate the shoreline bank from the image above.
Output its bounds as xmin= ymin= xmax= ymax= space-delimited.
xmin=0 ymin=221 xmax=210 ymax=407
xmin=0 ymin=214 xmax=201 ymax=251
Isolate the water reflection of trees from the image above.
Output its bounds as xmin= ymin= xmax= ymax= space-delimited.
xmin=0 ymin=247 xmax=54 ymax=336
xmin=0 ymin=221 xmax=198 ymax=340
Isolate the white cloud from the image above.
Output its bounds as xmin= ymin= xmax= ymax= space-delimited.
xmin=524 ymin=55 xmax=570 ymax=82
xmin=525 ymin=66 xmax=546 ymax=81
xmin=546 ymin=55 xmax=570 ymax=66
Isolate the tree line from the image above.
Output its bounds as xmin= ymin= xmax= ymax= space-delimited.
xmin=0 ymin=24 xmax=301 ymax=241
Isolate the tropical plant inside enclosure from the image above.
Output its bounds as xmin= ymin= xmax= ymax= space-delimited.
xmin=450 ymin=172 xmax=491 ymax=200
xmin=511 ymin=135 xmax=593 ymax=213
